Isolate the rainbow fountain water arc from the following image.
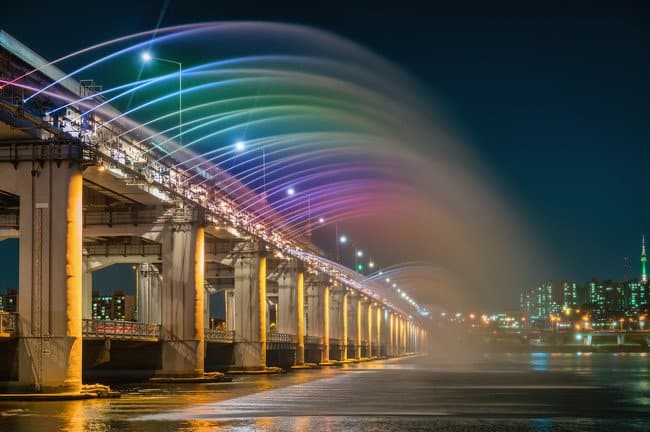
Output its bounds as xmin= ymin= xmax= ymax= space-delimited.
xmin=4 ymin=22 xmax=541 ymax=316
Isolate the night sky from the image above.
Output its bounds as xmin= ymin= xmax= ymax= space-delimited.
xmin=1 ymin=1 xmax=649 ymax=308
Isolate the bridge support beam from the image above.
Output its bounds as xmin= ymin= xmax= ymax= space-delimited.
xmin=231 ymin=243 xmax=267 ymax=370
xmin=159 ymin=223 xmax=205 ymax=377
xmin=14 ymin=162 xmax=83 ymax=393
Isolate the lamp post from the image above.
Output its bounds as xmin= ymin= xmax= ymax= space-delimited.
xmin=142 ymin=51 xmax=183 ymax=148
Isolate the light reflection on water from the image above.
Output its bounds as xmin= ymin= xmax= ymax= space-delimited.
xmin=1 ymin=353 xmax=649 ymax=431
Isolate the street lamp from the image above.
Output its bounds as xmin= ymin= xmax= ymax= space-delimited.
xmin=141 ymin=51 xmax=183 ymax=148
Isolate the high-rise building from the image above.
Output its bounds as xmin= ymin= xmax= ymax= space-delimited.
xmin=626 ymin=280 xmax=647 ymax=310
xmin=520 ymin=281 xmax=559 ymax=323
xmin=560 ymin=281 xmax=578 ymax=310
xmin=91 ymin=290 xmax=135 ymax=321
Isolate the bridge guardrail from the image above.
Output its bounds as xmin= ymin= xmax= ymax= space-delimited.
xmin=268 ymin=332 xmax=296 ymax=343
xmin=82 ymin=319 xmax=160 ymax=340
xmin=305 ymin=335 xmax=323 ymax=345
xmin=205 ymin=328 xmax=235 ymax=343
xmin=0 ymin=312 xmax=17 ymax=336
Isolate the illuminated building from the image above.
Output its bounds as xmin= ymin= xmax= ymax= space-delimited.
xmin=0 ymin=289 xmax=17 ymax=313
xmin=560 ymin=280 xmax=578 ymax=310
xmin=91 ymin=290 xmax=135 ymax=321
xmin=520 ymin=281 xmax=557 ymax=323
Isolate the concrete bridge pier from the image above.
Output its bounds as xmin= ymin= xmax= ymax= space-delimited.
xmin=158 ymin=222 xmax=205 ymax=378
xmin=137 ymin=263 xmax=162 ymax=325
xmin=330 ymin=289 xmax=348 ymax=361
xmin=305 ymin=276 xmax=326 ymax=364
xmin=367 ymin=303 xmax=374 ymax=357
xmin=82 ymin=257 xmax=93 ymax=320
xmin=277 ymin=260 xmax=305 ymax=366
xmin=388 ymin=312 xmax=395 ymax=356
xmin=355 ymin=297 xmax=363 ymax=360
xmin=375 ymin=306 xmax=382 ymax=357
xmin=13 ymin=162 xmax=84 ymax=393
xmin=321 ymin=285 xmax=330 ymax=363
xmin=395 ymin=315 xmax=401 ymax=355
xmin=230 ymin=242 xmax=267 ymax=371
xmin=225 ymin=287 xmax=235 ymax=331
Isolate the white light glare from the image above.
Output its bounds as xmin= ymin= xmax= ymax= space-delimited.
xmin=234 ymin=141 xmax=246 ymax=151
xmin=141 ymin=51 xmax=153 ymax=62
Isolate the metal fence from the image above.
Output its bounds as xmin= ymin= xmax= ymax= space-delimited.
xmin=0 ymin=312 xmax=17 ymax=336
xmin=305 ymin=335 xmax=323 ymax=345
xmin=268 ymin=331 xmax=296 ymax=343
xmin=82 ymin=319 xmax=160 ymax=340
xmin=205 ymin=328 xmax=235 ymax=343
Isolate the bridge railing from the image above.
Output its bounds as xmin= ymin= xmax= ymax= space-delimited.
xmin=0 ymin=312 xmax=17 ymax=336
xmin=82 ymin=319 xmax=160 ymax=340
xmin=205 ymin=328 xmax=235 ymax=343
xmin=305 ymin=335 xmax=323 ymax=345
xmin=268 ymin=331 xmax=296 ymax=343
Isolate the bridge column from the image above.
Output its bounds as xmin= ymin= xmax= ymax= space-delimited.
xmin=388 ymin=312 xmax=394 ymax=356
xmin=137 ymin=263 xmax=162 ymax=324
xmin=394 ymin=315 xmax=401 ymax=355
xmin=231 ymin=242 xmax=267 ymax=370
xmin=203 ymin=289 xmax=212 ymax=329
xmin=305 ymin=276 xmax=325 ymax=363
xmin=82 ymin=257 xmax=93 ymax=320
xmin=225 ymin=288 xmax=235 ymax=330
xmin=355 ymin=297 xmax=363 ymax=360
xmin=367 ymin=303 xmax=374 ymax=357
xmin=413 ymin=325 xmax=419 ymax=353
xmin=16 ymin=162 xmax=83 ymax=393
xmin=277 ymin=260 xmax=304 ymax=365
xmin=322 ymin=285 xmax=330 ymax=363
xmin=401 ymin=317 xmax=408 ymax=354
xmin=330 ymin=289 xmax=348 ymax=361
xmin=158 ymin=222 xmax=204 ymax=377
xmin=376 ymin=306 xmax=382 ymax=357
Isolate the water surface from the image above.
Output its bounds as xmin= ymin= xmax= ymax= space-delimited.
xmin=1 ymin=353 xmax=649 ymax=431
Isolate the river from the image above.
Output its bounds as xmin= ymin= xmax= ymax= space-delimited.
xmin=1 ymin=352 xmax=649 ymax=431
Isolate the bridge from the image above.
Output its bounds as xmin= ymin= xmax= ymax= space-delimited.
xmin=0 ymin=31 xmax=428 ymax=393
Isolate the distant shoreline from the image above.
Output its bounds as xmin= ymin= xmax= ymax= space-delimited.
xmin=482 ymin=343 xmax=650 ymax=354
